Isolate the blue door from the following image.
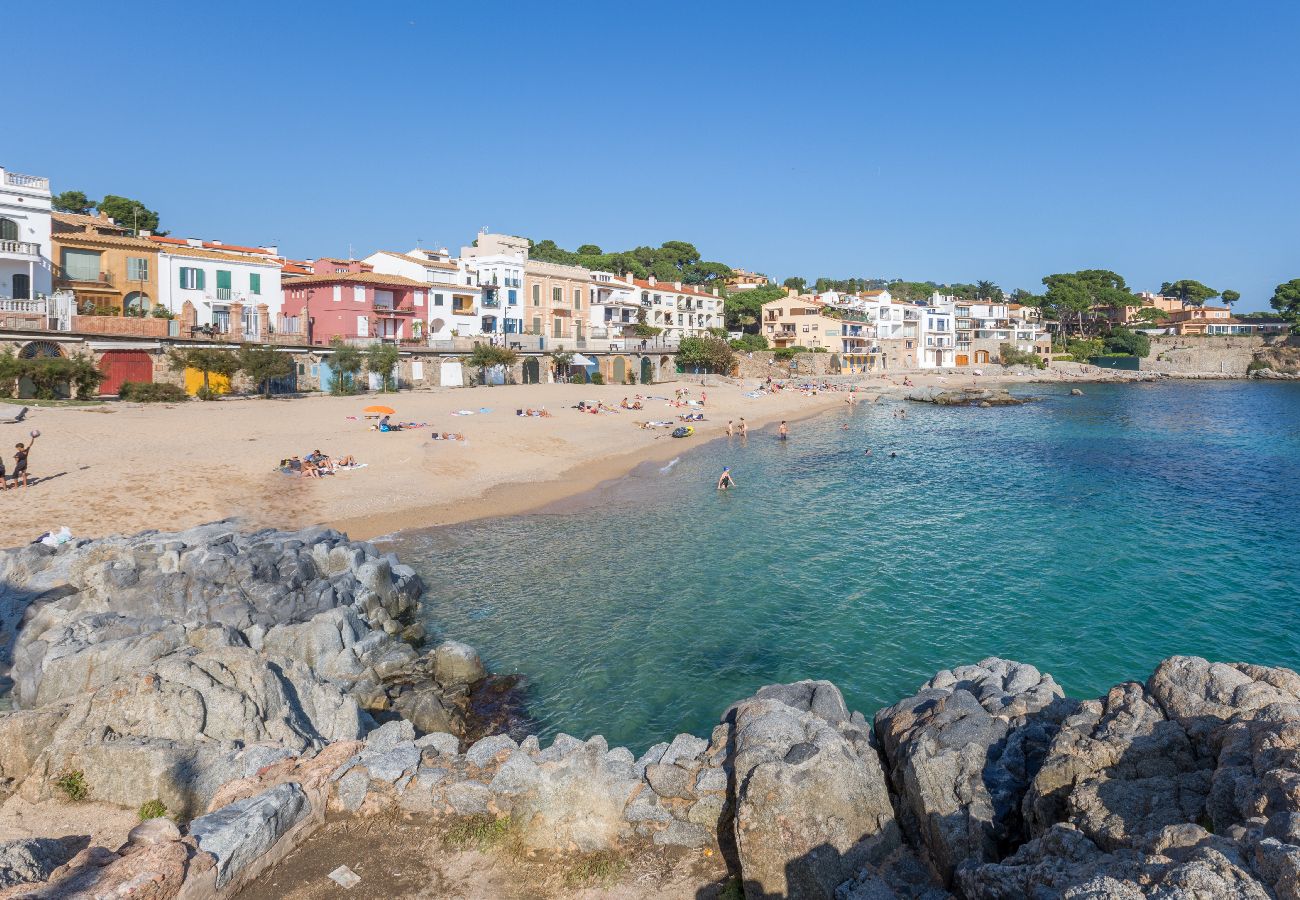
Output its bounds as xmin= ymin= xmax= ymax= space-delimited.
xmin=314 ymin=362 xmax=334 ymax=393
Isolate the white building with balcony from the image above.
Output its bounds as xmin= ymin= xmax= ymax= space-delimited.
xmin=587 ymin=271 xmax=640 ymax=339
xmin=459 ymin=231 xmax=527 ymax=337
xmin=154 ymin=241 xmax=283 ymax=335
xmin=365 ymin=247 xmax=482 ymax=341
xmin=919 ymin=297 xmax=957 ymax=367
xmin=632 ymin=275 xmax=724 ymax=341
xmin=0 ymin=167 xmax=54 ymax=301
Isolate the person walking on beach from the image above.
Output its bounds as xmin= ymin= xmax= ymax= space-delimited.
xmin=778 ymin=421 xmax=789 ymax=440
xmin=738 ymin=418 xmax=748 ymax=437
xmin=717 ymin=467 xmax=735 ymax=490
xmin=726 ymin=420 xmax=734 ymax=437
xmin=12 ymin=432 xmax=37 ymax=488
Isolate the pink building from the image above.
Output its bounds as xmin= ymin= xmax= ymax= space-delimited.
xmin=280 ymin=259 xmax=427 ymax=345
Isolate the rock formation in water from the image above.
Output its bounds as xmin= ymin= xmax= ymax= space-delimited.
xmin=2 ymin=526 xmax=1299 ymax=898
xmin=905 ymin=387 xmax=1027 ymax=407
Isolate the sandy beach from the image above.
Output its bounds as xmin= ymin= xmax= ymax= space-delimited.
xmin=0 ymin=368 xmax=1101 ymax=547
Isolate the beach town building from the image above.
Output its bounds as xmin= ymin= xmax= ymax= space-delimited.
xmin=866 ymin=294 xmax=921 ymax=368
xmin=51 ymin=211 xmax=159 ymax=316
xmin=0 ymin=167 xmax=54 ymax=303
xmin=459 ymin=231 xmax=526 ymax=338
xmin=278 ymin=258 xmax=426 ymax=345
xmin=760 ymin=295 xmax=879 ymax=371
xmin=588 ymin=271 xmax=639 ymax=341
xmin=366 ymin=248 xmax=481 ymax=341
xmin=149 ymin=237 xmax=283 ymax=337
xmin=1162 ymin=306 xmax=1253 ymax=336
xmin=633 ymin=276 xmax=724 ymax=341
xmin=524 ymin=259 xmax=591 ymax=343
xmin=725 ymin=268 xmax=769 ymax=291
xmin=918 ymin=296 xmax=956 ymax=368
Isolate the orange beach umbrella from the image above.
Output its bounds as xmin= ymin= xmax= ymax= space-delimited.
xmin=363 ymin=405 xmax=396 ymax=415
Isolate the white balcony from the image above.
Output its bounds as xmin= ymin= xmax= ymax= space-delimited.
xmin=0 ymin=240 xmax=40 ymax=257
xmin=4 ymin=172 xmax=49 ymax=190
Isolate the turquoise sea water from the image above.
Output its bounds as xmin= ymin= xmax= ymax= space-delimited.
xmin=384 ymin=381 xmax=1300 ymax=752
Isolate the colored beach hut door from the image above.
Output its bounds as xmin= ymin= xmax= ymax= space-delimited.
xmin=640 ymin=356 xmax=653 ymax=384
xmin=523 ymin=357 xmax=540 ymax=384
xmin=183 ymin=368 xmax=231 ymax=396
xmin=98 ymin=350 xmax=153 ymax=396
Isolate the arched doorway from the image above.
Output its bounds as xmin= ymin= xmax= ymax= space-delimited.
xmin=123 ymin=292 xmax=150 ymax=316
xmin=640 ymin=356 xmax=653 ymax=384
xmin=522 ymin=357 xmax=540 ymax=384
xmin=429 ymin=318 xmax=447 ymax=337
xmin=612 ymin=356 xmax=627 ymax=383
xmin=18 ymin=340 xmax=68 ymax=400
xmin=829 ymin=354 xmax=842 ymax=374
xmin=974 ymin=350 xmax=990 ymax=364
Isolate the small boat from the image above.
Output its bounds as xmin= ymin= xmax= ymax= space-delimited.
xmin=671 ymin=426 xmax=694 ymax=439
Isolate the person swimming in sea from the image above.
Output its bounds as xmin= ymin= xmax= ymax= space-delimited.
xmin=717 ymin=467 xmax=736 ymax=490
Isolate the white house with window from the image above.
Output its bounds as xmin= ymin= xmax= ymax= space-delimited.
xmin=0 ymin=166 xmax=53 ymax=301
xmin=154 ymin=243 xmax=282 ymax=335
xmin=459 ymin=231 xmax=527 ymax=337
xmin=918 ymin=297 xmax=956 ymax=368
xmin=364 ymin=247 xmax=482 ymax=341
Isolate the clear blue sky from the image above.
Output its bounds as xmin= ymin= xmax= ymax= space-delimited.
xmin=13 ymin=2 xmax=1299 ymax=310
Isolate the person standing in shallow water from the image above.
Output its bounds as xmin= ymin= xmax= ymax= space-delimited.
xmin=717 ymin=467 xmax=735 ymax=490
xmin=778 ymin=421 xmax=789 ymax=440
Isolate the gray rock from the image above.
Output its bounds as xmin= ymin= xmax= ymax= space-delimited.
xmin=652 ymin=820 xmax=710 ymax=848
xmin=646 ymin=762 xmax=696 ymax=800
xmin=127 ymin=817 xmax=182 ymax=846
xmin=876 ymin=657 xmax=1071 ymax=885
xmin=335 ymin=768 xmax=370 ymax=812
xmin=695 ymin=766 xmax=728 ymax=793
xmin=625 ymin=793 xmax=674 ymax=823
xmin=635 ymin=742 xmax=669 ymax=776
xmin=660 ymin=732 xmax=708 ymax=767
xmin=190 ymin=782 xmax=309 ymax=887
xmin=360 ymin=742 xmax=421 ymax=783
xmin=365 ymin=719 xmax=416 ymax=753
xmin=731 ymin=684 xmax=898 ymax=899
xmin=433 ymin=640 xmax=485 ymax=687
xmin=0 ymin=837 xmax=81 ymax=890
xmin=489 ymin=750 xmax=544 ymax=797
xmin=415 ymin=731 xmax=460 ymax=756
xmin=466 ymin=734 xmax=518 ymax=768
xmin=505 ymin=740 xmax=641 ymax=851
xmin=686 ymin=793 xmax=726 ymax=828
xmin=444 ymin=781 xmax=493 ymax=815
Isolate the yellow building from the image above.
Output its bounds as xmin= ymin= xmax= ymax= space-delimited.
xmin=524 ymin=259 xmax=590 ymax=342
xmin=760 ymin=296 xmax=879 ymax=371
xmin=51 ymin=212 xmax=159 ymax=314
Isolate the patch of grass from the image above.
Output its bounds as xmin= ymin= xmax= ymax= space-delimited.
xmin=564 ymin=851 xmax=627 ymax=888
xmin=139 ymin=799 xmax=168 ymax=820
xmin=717 ymin=875 xmax=744 ymax=900
xmin=55 ymin=770 xmax=88 ymax=802
xmin=443 ymin=815 xmax=513 ymax=851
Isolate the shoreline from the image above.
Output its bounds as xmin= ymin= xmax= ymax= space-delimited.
xmin=0 ymin=367 xmax=1240 ymax=549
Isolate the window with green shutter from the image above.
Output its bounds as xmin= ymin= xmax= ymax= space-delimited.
xmin=250 ymin=273 xmax=262 ymax=295
xmin=216 ymin=270 xmax=232 ymax=300
xmin=179 ymin=267 xmax=203 ymax=290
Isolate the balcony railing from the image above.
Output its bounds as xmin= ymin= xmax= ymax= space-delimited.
xmin=374 ymin=305 xmax=416 ymax=316
xmin=57 ymin=269 xmax=114 ymax=285
xmin=4 ymin=172 xmax=49 ymax=190
xmin=216 ymin=287 xmax=232 ymax=301
xmin=0 ymin=240 xmax=40 ymax=257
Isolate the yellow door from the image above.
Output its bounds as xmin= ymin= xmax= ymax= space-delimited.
xmin=956 ymin=354 xmax=969 ymax=366
xmin=184 ymin=367 xmax=231 ymax=395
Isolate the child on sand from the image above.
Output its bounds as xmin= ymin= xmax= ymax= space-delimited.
xmin=12 ymin=432 xmax=37 ymax=488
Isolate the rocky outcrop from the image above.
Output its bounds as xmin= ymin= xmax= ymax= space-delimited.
xmin=0 ymin=523 xmax=499 ymax=818
xmin=876 ymin=659 xmax=1074 ymax=886
xmin=905 ymin=388 xmax=1027 ymax=407
xmin=730 ymin=681 xmax=898 ymax=898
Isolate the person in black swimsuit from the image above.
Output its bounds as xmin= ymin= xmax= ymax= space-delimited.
xmin=13 ymin=433 xmax=36 ymax=488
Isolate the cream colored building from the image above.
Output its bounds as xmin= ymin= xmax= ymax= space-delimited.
xmin=632 ymin=276 xmax=724 ymax=340
xmin=760 ymin=295 xmax=878 ymax=371
xmin=524 ymin=259 xmax=591 ymax=342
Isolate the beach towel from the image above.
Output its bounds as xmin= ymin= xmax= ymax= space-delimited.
xmin=336 ymin=463 xmax=369 ymax=471
xmin=451 ymin=410 xmax=475 ymax=416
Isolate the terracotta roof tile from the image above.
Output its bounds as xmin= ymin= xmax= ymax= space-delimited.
xmin=158 ymin=245 xmax=281 ymax=267
xmin=282 ymin=271 xmax=430 ymax=288
xmin=51 ymin=211 xmax=129 ymax=234
xmin=373 ymin=250 xmax=460 ymax=271
xmin=631 ymin=279 xmax=720 ymax=299
xmin=52 ymin=232 xmax=160 ymax=251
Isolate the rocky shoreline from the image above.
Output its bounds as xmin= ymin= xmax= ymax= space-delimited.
xmin=1 ymin=526 xmax=1298 ymax=898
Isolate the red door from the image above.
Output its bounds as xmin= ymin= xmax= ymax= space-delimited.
xmin=98 ymin=351 xmax=154 ymax=396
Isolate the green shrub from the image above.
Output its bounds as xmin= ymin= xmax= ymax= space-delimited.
xmin=773 ymin=347 xmax=799 ymax=361
xmin=677 ymin=335 xmax=736 ymax=374
xmin=590 ymin=372 xmax=605 ymax=385
xmin=195 ymin=386 xmax=222 ymax=401
xmin=812 ymin=346 xmax=828 ymax=353
xmin=138 ymin=799 xmax=167 ymax=820
xmin=55 ymin=770 xmax=88 ymax=802
xmin=120 ymin=381 xmax=188 ymax=402
xmin=999 ymin=344 xmax=1047 ymax=369
xmin=573 ymin=369 xmax=588 ymax=384
xmin=1103 ymin=328 xmax=1151 ymax=358
xmin=729 ymin=333 xmax=769 ymax=352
